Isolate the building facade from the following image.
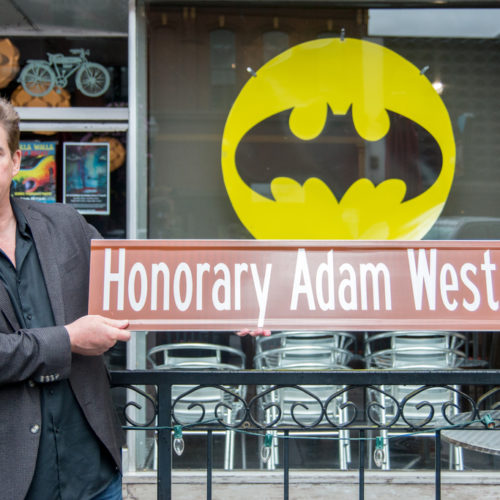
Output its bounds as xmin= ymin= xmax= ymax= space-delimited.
xmin=2 ymin=0 xmax=500 ymax=490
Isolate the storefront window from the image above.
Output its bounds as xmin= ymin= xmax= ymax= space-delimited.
xmin=369 ymin=10 xmax=500 ymax=239
xmin=147 ymin=6 xmax=367 ymax=239
xmin=147 ymin=5 xmax=500 ymax=242
xmin=144 ymin=3 xmax=500 ymax=473
xmin=0 ymin=2 xmax=129 ymax=239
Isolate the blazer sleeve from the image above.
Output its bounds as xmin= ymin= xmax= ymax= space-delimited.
xmin=0 ymin=325 xmax=72 ymax=385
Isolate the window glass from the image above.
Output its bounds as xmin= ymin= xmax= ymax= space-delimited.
xmin=142 ymin=2 xmax=500 ymax=474
xmin=147 ymin=6 xmax=366 ymax=239
xmin=15 ymin=131 xmax=127 ymax=239
xmin=262 ymin=31 xmax=289 ymax=62
xmin=147 ymin=5 xmax=500 ymax=242
xmin=210 ymin=29 xmax=236 ymax=85
xmin=0 ymin=4 xmax=128 ymax=239
xmin=381 ymin=35 xmax=500 ymax=237
xmin=210 ymin=29 xmax=237 ymax=108
xmin=1 ymin=37 xmax=127 ymax=107
xmin=0 ymin=1 xmax=128 ymax=107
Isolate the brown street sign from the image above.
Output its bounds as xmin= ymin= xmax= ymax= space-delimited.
xmin=89 ymin=239 xmax=500 ymax=332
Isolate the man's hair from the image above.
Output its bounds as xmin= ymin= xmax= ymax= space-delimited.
xmin=0 ymin=97 xmax=20 ymax=155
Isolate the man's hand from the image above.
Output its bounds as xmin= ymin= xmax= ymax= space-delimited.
xmin=65 ymin=315 xmax=130 ymax=356
xmin=236 ymin=328 xmax=271 ymax=337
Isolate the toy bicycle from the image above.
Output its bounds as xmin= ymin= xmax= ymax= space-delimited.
xmin=18 ymin=48 xmax=110 ymax=98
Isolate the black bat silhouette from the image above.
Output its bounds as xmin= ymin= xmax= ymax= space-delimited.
xmin=235 ymin=106 xmax=442 ymax=202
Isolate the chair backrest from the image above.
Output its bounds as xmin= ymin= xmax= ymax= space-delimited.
xmin=254 ymin=330 xmax=355 ymax=370
xmin=254 ymin=331 xmax=355 ymax=426
xmin=365 ymin=331 xmax=466 ymax=425
xmin=147 ymin=343 xmax=246 ymax=425
xmin=147 ymin=342 xmax=246 ymax=370
xmin=364 ymin=331 xmax=466 ymax=369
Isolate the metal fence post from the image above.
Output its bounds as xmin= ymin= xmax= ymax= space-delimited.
xmin=435 ymin=430 xmax=441 ymax=500
xmin=359 ymin=429 xmax=365 ymax=500
xmin=157 ymin=382 xmax=172 ymax=500
xmin=284 ymin=430 xmax=289 ymax=500
xmin=207 ymin=429 xmax=213 ymax=500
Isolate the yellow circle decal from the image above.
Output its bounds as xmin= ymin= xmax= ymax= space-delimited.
xmin=221 ymin=38 xmax=455 ymax=240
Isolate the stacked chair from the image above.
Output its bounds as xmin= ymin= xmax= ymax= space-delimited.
xmin=253 ymin=330 xmax=356 ymax=469
xmin=147 ymin=342 xmax=246 ymax=470
xmin=364 ymin=330 xmax=466 ymax=470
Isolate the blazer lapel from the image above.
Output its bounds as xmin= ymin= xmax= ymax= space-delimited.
xmin=15 ymin=200 xmax=66 ymax=325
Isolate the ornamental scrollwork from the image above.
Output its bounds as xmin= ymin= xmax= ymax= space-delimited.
xmin=113 ymin=382 xmax=500 ymax=432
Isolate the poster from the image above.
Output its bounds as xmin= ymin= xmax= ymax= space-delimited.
xmin=63 ymin=142 xmax=110 ymax=215
xmin=13 ymin=141 xmax=56 ymax=203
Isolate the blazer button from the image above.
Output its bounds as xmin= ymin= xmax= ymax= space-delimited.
xmin=28 ymin=380 xmax=36 ymax=388
xmin=30 ymin=424 xmax=40 ymax=434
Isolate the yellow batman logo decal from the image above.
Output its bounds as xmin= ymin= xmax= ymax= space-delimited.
xmin=221 ymin=38 xmax=455 ymax=240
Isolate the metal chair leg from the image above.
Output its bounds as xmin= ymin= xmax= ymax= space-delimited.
xmin=241 ymin=432 xmax=247 ymax=470
xmin=451 ymin=444 xmax=464 ymax=471
xmin=224 ymin=408 xmax=234 ymax=470
xmin=381 ymin=428 xmax=390 ymax=470
xmin=339 ymin=428 xmax=349 ymax=470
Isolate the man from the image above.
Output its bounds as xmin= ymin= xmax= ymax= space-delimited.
xmin=0 ymin=97 xmax=130 ymax=499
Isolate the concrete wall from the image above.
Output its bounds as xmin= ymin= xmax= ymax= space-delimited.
xmin=123 ymin=470 xmax=500 ymax=499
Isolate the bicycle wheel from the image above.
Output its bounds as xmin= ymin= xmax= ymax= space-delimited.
xmin=76 ymin=62 xmax=110 ymax=97
xmin=19 ymin=62 xmax=55 ymax=97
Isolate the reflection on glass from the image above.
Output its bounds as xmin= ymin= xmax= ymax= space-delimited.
xmin=263 ymin=31 xmax=289 ymax=63
xmin=210 ymin=29 xmax=236 ymax=85
xmin=432 ymin=80 xmax=444 ymax=95
xmin=210 ymin=29 xmax=236 ymax=108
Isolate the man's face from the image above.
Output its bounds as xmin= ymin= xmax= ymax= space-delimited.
xmin=0 ymin=124 xmax=21 ymax=204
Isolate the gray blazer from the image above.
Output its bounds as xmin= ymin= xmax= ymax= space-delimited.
xmin=0 ymin=198 xmax=123 ymax=500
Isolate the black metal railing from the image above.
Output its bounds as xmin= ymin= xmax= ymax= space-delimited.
xmin=110 ymin=369 xmax=500 ymax=500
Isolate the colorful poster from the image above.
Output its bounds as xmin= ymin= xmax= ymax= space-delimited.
xmin=13 ymin=141 xmax=57 ymax=203
xmin=63 ymin=142 xmax=110 ymax=215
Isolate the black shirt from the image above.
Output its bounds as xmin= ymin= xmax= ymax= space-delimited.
xmin=0 ymin=203 xmax=116 ymax=500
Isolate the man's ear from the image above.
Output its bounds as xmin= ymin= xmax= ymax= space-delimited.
xmin=11 ymin=149 xmax=21 ymax=177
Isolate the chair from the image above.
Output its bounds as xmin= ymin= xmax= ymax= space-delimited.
xmin=364 ymin=331 xmax=466 ymax=470
xmin=253 ymin=331 xmax=355 ymax=470
xmin=147 ymin=342 xmax=246 ymax=470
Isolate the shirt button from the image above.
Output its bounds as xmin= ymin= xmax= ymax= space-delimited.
xmin=30 ymin=424 xmax=40 ymax=434
xmin=26 ymin=314 xmax=32 ymax=321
